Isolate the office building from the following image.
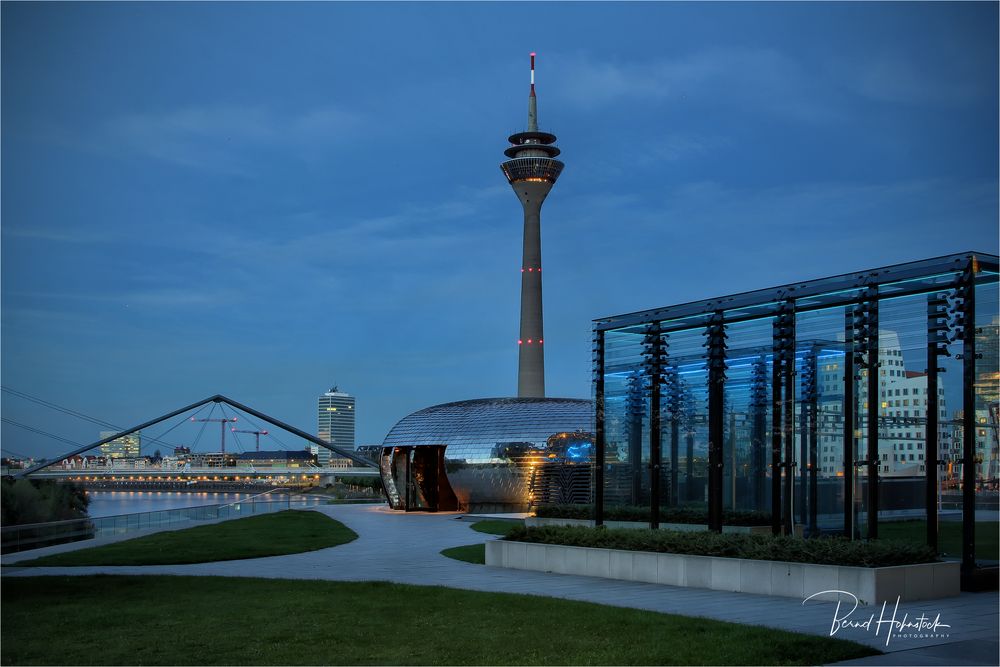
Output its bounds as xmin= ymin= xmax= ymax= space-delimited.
xmin=317 ymin=387 xmax=355 ymax=467
xmin=99 ymin=431 xmax=140 ymax=459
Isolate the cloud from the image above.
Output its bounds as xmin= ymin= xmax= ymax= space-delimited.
xmin=549 ymin=48 xmax=843 ymax=123
xmin=1 ymin=226 xmax=112 ymax=244
xmin=106 ymin=105 xmax=362 ymax=173
xmin=847 ymin=56 xmax=989 ymax=107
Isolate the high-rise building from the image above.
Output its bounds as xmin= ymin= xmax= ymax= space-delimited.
xmin=501 ymin=53 xmax=564 ymax=398
xmin=99 ymin=431 xmax=141 ymax=459
xmin=316 ymin=387 xmax=355 ymax=467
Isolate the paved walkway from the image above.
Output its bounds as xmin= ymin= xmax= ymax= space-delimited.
xmin=3 ymin=504 xmax=998 ymax=664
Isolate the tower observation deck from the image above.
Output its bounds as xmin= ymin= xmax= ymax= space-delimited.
xmin=501 ymin=53 xmax=564 ymax=398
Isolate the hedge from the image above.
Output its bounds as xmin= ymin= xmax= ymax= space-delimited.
xmin=504 ymin=525 xmax=938 ymax=568
xmin=533 ymin=504 xmax=771 ymax=526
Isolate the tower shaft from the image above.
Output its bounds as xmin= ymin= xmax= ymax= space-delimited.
xmin=516 ymin=181 xmax=552 ymax=397
xmin=501 ymin=53 xmax=563 ymax=399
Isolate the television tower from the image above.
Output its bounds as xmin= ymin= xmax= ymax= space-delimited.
xmin=501 ymin=53 xmax=564 ymax=398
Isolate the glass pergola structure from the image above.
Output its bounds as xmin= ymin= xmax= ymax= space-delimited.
xmin=591 ymin=251 xmax=999 ymax=584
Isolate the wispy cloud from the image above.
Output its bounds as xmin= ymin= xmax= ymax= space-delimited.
xmin=1 ymin=226 xmax=112 ymax=244
xmin=549 ymin=49 xmax=843 ymax=123
xmin=845 ymin=56 xmax=990 ymax=107
xmin=106 ymin=105 xmax=362 ymax=174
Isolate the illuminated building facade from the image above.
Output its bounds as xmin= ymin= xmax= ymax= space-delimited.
xmin=316 ymin=387 xmax=355 ymax=467
xmin=592 ymin=251 xmax=998 ymax=582
xmin=380 ymin=398 xmax=593 ymax=512
xmin=99 ymin=431 xmax=140 ymax=459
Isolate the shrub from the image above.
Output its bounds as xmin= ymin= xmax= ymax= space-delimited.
xmin=533 ymin=504 xmax=771 ymax=526
xmin=503 ymin=525 xmax=938 ymax=568
xmin=1 ymin=478 xmax=89 ymax=526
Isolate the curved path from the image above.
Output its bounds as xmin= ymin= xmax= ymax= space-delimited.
xmin=3 ymin=504 xmax=997 ymax=663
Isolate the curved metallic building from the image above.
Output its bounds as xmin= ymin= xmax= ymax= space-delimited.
xmin=380 ymin=397 xmax=594 ymax=512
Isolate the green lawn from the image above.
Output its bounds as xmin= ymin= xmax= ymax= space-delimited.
xmin=441 ymin=543 xmax=486 ymax=564
xmin=878 ymin=520 xmax=999 ymax=560
xmin=469 ymin=519 xmax=522 ymax=536
xmin=440 ymin=519 xmax=521 ymax=563
xmin=0 ymin=576 xmax=878 ymax=666
xmin=16 ymin=510 xmax=356 ymax=567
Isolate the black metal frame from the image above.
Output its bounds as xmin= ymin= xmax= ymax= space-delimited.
xmin=643 ymin=323 xmax=666 ymax=528
xmin=593 ymin=329 xmax=605 ymax=527
xmin=592 ymin=251 xmax=997 ymax=581
xmin=960 ymin=264 xmax=977 ymax=575
xmin=705 ymin=313 xmax=727 ymax=532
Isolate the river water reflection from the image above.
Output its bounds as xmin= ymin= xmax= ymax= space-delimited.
xmin=84 ymin=490 xmax=322 ymax=518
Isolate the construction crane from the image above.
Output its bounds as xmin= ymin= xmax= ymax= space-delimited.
xmin=191 ymin=416 xmax=238 ymax=454
xmin=232 ymin=428 xmax=268 ymax=452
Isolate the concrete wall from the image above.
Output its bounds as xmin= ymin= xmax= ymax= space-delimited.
xmin=486 ymin=540 xmax=959 ymax=603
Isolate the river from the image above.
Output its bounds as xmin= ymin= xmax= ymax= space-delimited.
xmin=84 ymin=490 xmax=324 ymax=518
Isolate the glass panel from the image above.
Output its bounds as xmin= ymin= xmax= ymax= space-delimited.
xmin=719 ymin=317 xmax=774 ymax=519
xmin=667 ymin=328 xmax=709 ymax=509
xmin=796 ymin=304 xmax=852 ymax=537
xmin=875 ymin=292 xmax=932 ymax=547
xmin=602 ymin=328 xmax=645 ymax=514
xmin=974 ymin=278 xmax=999 ymax=564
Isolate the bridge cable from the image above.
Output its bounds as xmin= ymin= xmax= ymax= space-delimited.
xmin=226 ymin=406 xmax=294 ymax=451
xmin=190 ymin=403 xmax=218 ymax=452
xmin=139 ymin=402 xmax=213 ymax=454
xmin=1 ymin=385 xmax=184 ymax=451
xmin=1 ymin=417 xmax=84 ymax=449
xmin=218 ymin=403 xmax=245 ymax=454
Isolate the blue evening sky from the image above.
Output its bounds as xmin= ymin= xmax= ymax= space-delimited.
xmin=2 ymin=1 xmax=997 ymax=458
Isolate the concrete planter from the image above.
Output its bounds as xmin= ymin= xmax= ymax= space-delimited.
xmin=526 ymin=516 xmax=772 ymax=535
xmin=485 ymin=540 xmax=959 ymax=603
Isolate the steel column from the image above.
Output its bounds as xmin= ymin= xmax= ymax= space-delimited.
xmin=843 ymin=310 xmax=856 ymax=539
xmin=960 ymin=265 xmax=977 ymax=574
xmin=667 ymin=367 xmax=680 ymax=508
xmin=782 ymin=314 xmax=796 ymax=537
xmin=808 ymin=357 xmax=819 ymax=537
xmin=627 ymin=372 xmax=644 ymax=505
xmin=866 ymin=294 xmax=880 ymax=540
xmin=926 ymin=291 xmax=952 ymax=552
xmin=771 ymin=341 xmax=783 ymax=535
xmin=706 ymin=313 xmax=728 ymax=533
xmin=751 ymin=356 xmax=768 ymax=512
xmin=644 ymin=324 xmax=665 ymax=529
xmin=594 ymin=329 xmax=605 ymax=527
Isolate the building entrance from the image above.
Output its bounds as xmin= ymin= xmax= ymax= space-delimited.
xmin=381 ymin=445 xmax=459 ymax=512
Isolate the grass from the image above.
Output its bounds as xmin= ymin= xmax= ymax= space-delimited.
xmin=440 ymin=543 xmax=485 ymax=564
xmin=878 ymin=519 xmax=999 ymax=560
xmin=469 ymin=519 xmax=522 ymax=536
xmin=0 ymin=576 xmax=879 ymax=665
xmin=16 ymin=510 xmax=356 ymax=567
xmin=440 ymin=519 xmax=523 ymax=563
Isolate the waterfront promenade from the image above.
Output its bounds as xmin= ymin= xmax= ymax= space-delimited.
xmin=3 ymin=504 xmax=997 ymax=664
